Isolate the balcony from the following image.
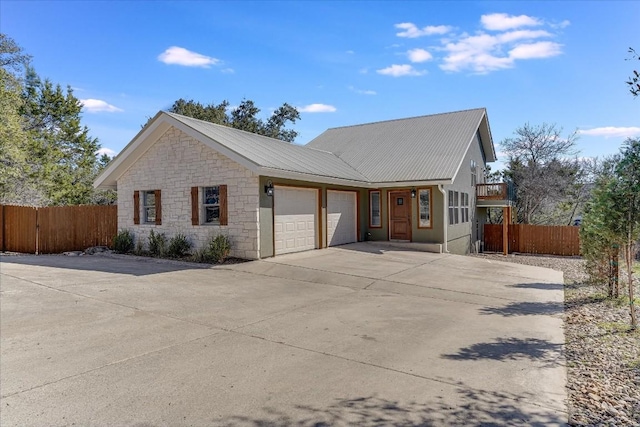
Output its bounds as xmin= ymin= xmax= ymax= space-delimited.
xmin=476 ymin=182 xmax=515 ymax=207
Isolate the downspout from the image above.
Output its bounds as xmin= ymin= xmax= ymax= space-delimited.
xmin=438 ymin=185 xmax=449 ymax=253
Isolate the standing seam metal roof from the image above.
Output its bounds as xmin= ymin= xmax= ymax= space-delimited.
xmin=166 ymin=112 xmax=369 ymax=182
xmin=305 ymin=108 xmax=487 ymax=182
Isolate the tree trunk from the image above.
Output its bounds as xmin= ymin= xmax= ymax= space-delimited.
xmin=627 ymin=241 xmax=637 ymax=329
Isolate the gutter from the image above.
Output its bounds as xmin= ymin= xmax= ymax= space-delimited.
xmin=438 ymin=184 xmax=449 ymax=253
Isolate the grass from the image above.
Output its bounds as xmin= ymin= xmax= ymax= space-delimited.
xmin=597 ymin=321 xmax=634 ymax=334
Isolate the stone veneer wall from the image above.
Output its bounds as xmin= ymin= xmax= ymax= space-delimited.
xmin=117 ymin=127 xmax=260 ymax=259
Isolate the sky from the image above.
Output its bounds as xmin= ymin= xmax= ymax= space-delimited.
xmin=2 ymin=1 xmax=639 ymax=170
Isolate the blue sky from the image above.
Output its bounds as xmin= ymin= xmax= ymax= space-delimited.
xmin=3 ymin=1 xmax=639 ymax=170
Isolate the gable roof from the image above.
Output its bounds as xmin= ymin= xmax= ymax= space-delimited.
xmin=94 ymin=111 xmax=368 ymax=189
xmin=94 ymin=108 xmax=496 ymax=190
xmin=306 ymin=108 xmax=496 ymax=183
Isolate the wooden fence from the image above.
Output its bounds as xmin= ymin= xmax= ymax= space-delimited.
xmin=484 ymin=223 xmax=581 ymax=256
xmin=0 ymin=205 xmax=117 ymax=254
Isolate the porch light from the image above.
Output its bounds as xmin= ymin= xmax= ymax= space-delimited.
xmin=265 ymin=180 xmax=274 ymax=197
xmin=411 ymin=188 xmax=416 ymax=198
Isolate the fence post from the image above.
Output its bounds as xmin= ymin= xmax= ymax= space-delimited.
xmin=35 ymin=207 xmax=39 ymax=255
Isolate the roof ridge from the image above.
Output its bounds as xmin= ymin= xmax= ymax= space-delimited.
xmin=324 ymin=107 xmax=486 ymax=131
xmin=164 ymin=110 xmax=340 ymax=155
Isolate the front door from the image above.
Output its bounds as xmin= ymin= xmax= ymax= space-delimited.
xmin=389 ymin=191 xmax=411 ymax=241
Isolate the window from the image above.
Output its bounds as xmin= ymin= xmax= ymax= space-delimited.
xmin=417 ymin=188 xmax=431 ymax=228
xmin=462 ymin=193 xmax=469 ymax=223
xmin=143 ymin=190 xmax=156 ymax=223
xmin=203 ymin=186 xmax=220 ymax=224
xmin=471 ymin=159 xmax=477 ymax=187
xmin=369 ymin=190 xmax=381 ymax=227
xmin=454 ymin=191 xmax=459 ymax=224
xmin=448 ymin=190 xmax=456 ymax=225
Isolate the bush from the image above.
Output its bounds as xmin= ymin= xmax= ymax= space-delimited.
xmin=148 ymin=230 xmax=168 ymax=257
xmin=207 ymin=234 xmax=231 ymax=263
xmin=167 ymin=233 xmax=192 ymax=258
xmin=191 ymin=233 xmax=232 ymax=264
xmin=113 ymin=229 xmax=134 ymax=253
xmin=134 ymin=238 xmax=145 ymax=255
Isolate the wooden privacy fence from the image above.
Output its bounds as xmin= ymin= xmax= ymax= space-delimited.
xmin=484 ymin=224 xmax=581 ymax=256
xmin=0 ymin=205 xmax=117 ymax=254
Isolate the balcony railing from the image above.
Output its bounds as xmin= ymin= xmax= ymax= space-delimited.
xmin=476 ymin=182 xmax=515 ymax=202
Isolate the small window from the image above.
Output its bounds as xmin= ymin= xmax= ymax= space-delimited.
xmin=448 ymin=190 xmax=455 ymax=225
xmin=369 ymin=190 xmax=381 ymax=227
xmin=397 ymin=197 xmax=404 ymax=205
xmin=462 ymin=193 xmax=469 ymax=223
xmin=471 ymin=160 xmax=477 ymax=187
xmin=417 ymin=188 xmax=431 ymax=228
xmin=143 ymin=190 xmax=156 ymax=223
xmin=203 ymin=186 xmax=220 ymax=224
xmin=454 ymin=191 xmax=459 ymax=224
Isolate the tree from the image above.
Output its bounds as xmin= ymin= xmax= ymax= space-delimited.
xmin=501 ymin=123 xmax=580 ymax=224
xmin=1 ymin=34 xmax=106 ymax=206
xmin=165 ymin=98 xmax=300 ymax=142
xmin=581 ymin=139 xmax=640 ymax=329
xmin=626 ymin=47 xmax=639 ymax=98
xmin=614 ymin=138 xmax=640 ymax=328
xmin=19 ymin=67 xmax=101 ymax=205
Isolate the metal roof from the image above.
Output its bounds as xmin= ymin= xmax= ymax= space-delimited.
xmin=95 ymin=108 xmax=494 ymax=189
xmin=306 ymin=108 xmax=490 ymax=183
xmin=165 ymin=112 xmax=369 ymax=182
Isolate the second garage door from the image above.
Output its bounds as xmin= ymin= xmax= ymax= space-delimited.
xmin=327 ymin=190 xmax=357 ymax=247
xmin=274 ymin=186 xmax=318 ymax=255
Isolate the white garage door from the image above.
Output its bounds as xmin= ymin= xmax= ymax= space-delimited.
xmin=327 ymin=190 xmax=357 ymax=247
xmin=274 ymin=187 xmax=318 ymax=255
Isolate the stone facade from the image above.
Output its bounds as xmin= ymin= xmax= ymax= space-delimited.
xmin=117 ymin=127 xmax=260 ymax=259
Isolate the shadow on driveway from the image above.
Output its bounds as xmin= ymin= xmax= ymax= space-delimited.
xmin=479 ymin=301 xmax=564 ymax=317
xmin=218 ymin=389 xmax=565 ymax=426
xmin=0 ymin=254 xmax=209 ymax=277
xmin=442 ymin=337 xmax=563 ymax=369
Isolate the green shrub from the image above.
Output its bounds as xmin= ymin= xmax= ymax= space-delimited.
xmin=207 ymin=234 xmax=231 ymax=263
xmin=167 ymin=233 xmax=192 ymax=258
xmin=113 ymin=229 xmax=134 ymax=253
xmin=148 ymin=230 xmax=168 ymax=257
xmin=134 ymin=239 xmax=145 ymax=255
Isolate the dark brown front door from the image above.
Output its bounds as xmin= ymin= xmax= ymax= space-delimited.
xmin=389 ymin=191 xmax=411 ymax=240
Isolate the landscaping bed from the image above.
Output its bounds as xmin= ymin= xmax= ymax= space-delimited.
xmin=474 ymin=253 xmax=640 ymax=426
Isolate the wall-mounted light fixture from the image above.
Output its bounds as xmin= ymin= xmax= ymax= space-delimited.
xmin=411 ymin=188 xmax=417 ymax=198
xmin=265 ymin=180 xmax=274 ymax=197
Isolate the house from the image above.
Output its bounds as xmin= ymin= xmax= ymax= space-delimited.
xmin=94 ymin=108 xmax=513 ymax=259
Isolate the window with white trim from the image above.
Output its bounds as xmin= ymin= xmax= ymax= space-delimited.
xmin=369 ymin=190 xmax=381 ymax=227
xmin=143 ymin=190 xmax=156 ymax=223
xmin=418 ymin=188 xmax=431 ymax=228
xmin=203 ymin=186 xmax=220 ymax=224
xmin=471 ymin=160 xmax=477 ymax=187
xmin=462 ymin=192 xmax=469 ymax=223
xmin=448 ymin=190 xmax=458 ymax=225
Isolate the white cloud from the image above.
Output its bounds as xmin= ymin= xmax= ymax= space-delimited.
xmin=377 ymin=64 xmax=426 ymax=77
xmin=395 ymin=22 xmax=452 ymax=38
xmin=221 ymin=68 xmax=235 ymax=74
xmin=348 ymin=86 xmax=377 ymax=95
xmin=481 ymin=13 xmax=541 ymax=31
xmin=407 ymin=48 xmax=433 ymax=63
xmin=346 ymin=50 xmax=355 ymax=54
xmin=440 ymin=27 xmax=561 ymax=73
xmin=299 ymin=103 xmax=337 ymax=113
xmin=509 ymin=41 xmax=563 ymax=59
xmin=158 ymin=46 xmax=220 ymax=68
xmin=550 ymin=20 xmax=571 ymax=29
xmin=579 ymin=127 xmax=640 ymax=138
xmin=80 ymin=99 xmax=123 ymax=113
xmin=96 ymin=147 xmax=116 ymax=157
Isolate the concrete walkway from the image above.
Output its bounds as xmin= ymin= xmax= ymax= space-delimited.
xmin=0 ymin=243 xmax=567 ymax=426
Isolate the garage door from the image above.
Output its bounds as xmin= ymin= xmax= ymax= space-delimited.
xmin=274 ymin=187 xmax=318 ymax=255
xmin=327 ymin=190 xmax=357 ymax=247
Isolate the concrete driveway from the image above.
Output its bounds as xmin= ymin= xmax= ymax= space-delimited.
xmin=0 ymin=243 xmax=566 ymax=426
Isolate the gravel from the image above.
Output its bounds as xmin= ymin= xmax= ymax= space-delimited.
xmin=472 ymin=253 xmax=640 ymax=426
